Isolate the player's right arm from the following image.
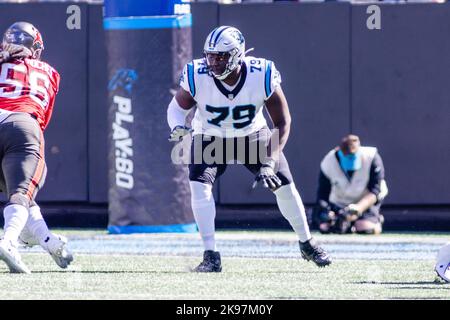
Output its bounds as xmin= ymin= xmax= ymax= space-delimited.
xmin=167 ymin=63 xmax=197 ymax=142
xmin=0 ymin=43 xmax=32 ymax=64
xmin=345 ymin=152 xmax=385 ymax=217
xmin=175 ymin=87 xmax=196 ymax=110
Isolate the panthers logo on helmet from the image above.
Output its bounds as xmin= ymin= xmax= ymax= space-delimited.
xmin=229 ymin=30 xmax=244 ymax=45
xmin=203 ymin=26 xmax=246 ymax=80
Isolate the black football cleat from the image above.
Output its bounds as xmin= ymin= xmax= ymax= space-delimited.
xmin=193 ymin=250 xmax=222 ymax=273
xmin=299 ymin=238 xmax=332 ymax=268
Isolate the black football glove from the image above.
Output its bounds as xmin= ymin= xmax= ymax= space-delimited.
xmin=252 ymin=158 xmax=282 ymax=190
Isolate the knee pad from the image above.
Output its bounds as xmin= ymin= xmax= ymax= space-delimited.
xmin=273 ymin=183 xmax=298 ymax=200
xmin=189 ymin=166 xmax=221 ymax=185
xmin=7 ymin=193 xmax=30 ymax=209
xmin=189 ymin=181 xmax=214 ymax=209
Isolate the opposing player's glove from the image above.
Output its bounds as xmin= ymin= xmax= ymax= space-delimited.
xmin=168 ymin=125 xmax=193 ymax=142
xmin=0 ymin=44 xmax=32 ymax=63
xmin=252 ymin=158 xmax=282 ymax=190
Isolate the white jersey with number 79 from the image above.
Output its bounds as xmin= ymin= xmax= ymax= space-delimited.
xmin=180 ymin=56 xmax=282 ymax=138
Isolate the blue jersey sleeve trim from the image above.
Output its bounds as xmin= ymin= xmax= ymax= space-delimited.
xmin=108 ymin=223 xmax=198 ymax=234
xmin=187 ymin=62 xmax=196 ymax=97
xmin=265 ymin=61 xmax=272 ymax=98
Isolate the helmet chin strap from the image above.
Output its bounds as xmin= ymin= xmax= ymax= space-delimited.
xmin=213 ymin=68 xmax=233 ymax=81
xmin=214 ymin=47 xmax=250 ymax=80
xmin=209 ymin=55 xmax=235 ymax=80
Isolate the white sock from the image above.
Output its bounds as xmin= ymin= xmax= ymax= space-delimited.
xmin=190 ymin=181 xmax=217 ymax=251
xmin=26 ymin=205 xmax=52 ymax=247
xmin=274 ymin=183 xmax=312 ymax=242
xmin=3 ymin=204 xmax=29 ymax=244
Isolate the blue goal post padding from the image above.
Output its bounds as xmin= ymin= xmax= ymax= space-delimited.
xmin=103 ymin=14 xmax=192 ymax=30
xmin=108 ymin=223 xmax=198 ymax=234
xmin=104 ymin=0 xmax=189 ymax=17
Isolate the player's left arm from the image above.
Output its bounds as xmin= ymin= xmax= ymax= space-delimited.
xmin=42 ymin=69 xmax=61 ymax=130
xmin=253 ymin=87 xmax=291 ymax=190
xmin=265 ymin=86 xmax=291 ymax=162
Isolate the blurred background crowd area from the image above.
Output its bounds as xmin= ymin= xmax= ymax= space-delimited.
xmin=0 ymin=0 xmax=446 ymax=4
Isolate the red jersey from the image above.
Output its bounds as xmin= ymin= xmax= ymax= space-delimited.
xmin=0 ymin=58 xmax=60 ymax=130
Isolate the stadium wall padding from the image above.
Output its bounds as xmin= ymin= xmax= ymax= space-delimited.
xmin=88 ymin=4 xmax=109 ymax=203
xmin=191 ymin=2 xmax=219 ymax=59
xmin=0 ymin=3 xmax=89 ymax=202
xmin=0 ymin=2 xmax=448 ymax=206
xmin=216 ymin=3 xmax=352 ymax=205
xmin=351 ymin=4 xmax=450 ymax=205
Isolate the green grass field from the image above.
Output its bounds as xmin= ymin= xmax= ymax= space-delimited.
xmin=0 ymin=230 xmax=448 ymax=300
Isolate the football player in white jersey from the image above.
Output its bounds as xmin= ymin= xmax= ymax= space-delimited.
xmin=167 ymin=26 xmax=331 ymax=272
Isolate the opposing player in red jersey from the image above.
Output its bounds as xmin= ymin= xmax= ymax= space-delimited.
xmin=0 ymin=22 xmax=73 ymax=273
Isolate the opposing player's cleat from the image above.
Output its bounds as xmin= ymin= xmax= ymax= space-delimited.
xmin=43 ymin=234 xmax=74 ymax=269
xmin=19 ymin=231 xmax=74 ymax=269
xmin=434 ymin=243 xmax=450 ymax=283
xmin=0 ymin=239 xmax=31 ymax=274
xmin=435 ymin=264 xmax=450 ymax=283
xmin=17 ymin=228 xmax=39 ymax=248
xmin=299 ymin=238 xmax=332 ymax=268
xmin=193 ymin=250 xmax=222 ymax=273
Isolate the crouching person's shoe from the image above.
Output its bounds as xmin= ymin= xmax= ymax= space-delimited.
xmin=193 ymin=250 xmax=222 ymax=273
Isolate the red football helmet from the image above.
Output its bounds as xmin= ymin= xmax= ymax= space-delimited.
xmin=3 ymin=21 xmax=44 ymax=60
